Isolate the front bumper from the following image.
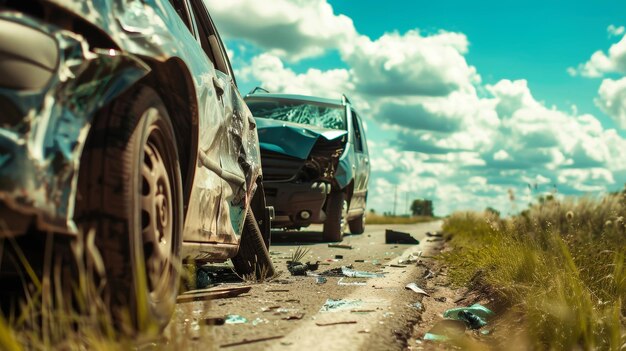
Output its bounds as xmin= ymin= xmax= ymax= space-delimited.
xmin=0 ymin=13 xmax=149 ymax=237
xmin=265 ymin=181 xmax=331 ymax=228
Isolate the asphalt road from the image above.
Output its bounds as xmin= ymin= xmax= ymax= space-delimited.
xmin=163 ymin=221 xmax=443 ymax=351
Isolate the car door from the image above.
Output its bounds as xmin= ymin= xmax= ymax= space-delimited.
xmin=350 ymin=109 xmax=370 ymax=213
xmin=188 ymin=0 xmax=253 ymax=242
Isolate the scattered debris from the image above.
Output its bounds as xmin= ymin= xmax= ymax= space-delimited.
xmin=315 ymin=321 xmax=357 ymax=326
xmin=354 ymin=259 xmax=366 ymax=262
xmin=350 ymin=309 xmax=376 ymax=313
xmin=385 ymin=229 xmax=420 ymax=244
xmin=405 ymin=282 xmax=430 ymax=296
xmin=316 ymin=276 xmax=327 ymax=284
xmin=423 ymin=269 xmax=436 ymax=279
xmin=426 ymin=231 xmax=443 ymax=237
xmin=224 ymin=315 xmax=248 ymax=324
xmin=201 ymin=317 xmax=226 ymax=325
xmin=443 ymin=304 xmax=493 ymax=329
xmin=334 ymin=254 xmax=344 ymax=259
xmin=252 ymin=317 xmax=268 ymax=326
xmin=287 ymin=261 xmax=319 ymax=276
xmin=358 ymin=329 xmax=371 ymax=334
xmin=338 ymin=277 xmax=367 ymax=286
xmin=328 ymin=243 xmax=353 ymax=249
xmin=435 ymin=297 xmax=447 ymax=303
xmin=342 ymin=266 xmax=385 ymax=278
xmin=220 ymin=335 xmax=284 ymax=348
xmin=411 ymin=302 xmax=424 ymax=311
xmin=389 ymin=264 xmax=407 ymax=268
xmin=398 ymin=252 xmax=422 ymax=264
xmin=320 ymin=299 xmax=363 ymax=312
xmin=177 ymin=285 xmax=252 ymax=303
xmin=443 ymin=303 xmax=493 ymax=329
xmin=265 ymin=289 xmax=290 ymax=293
xmin=282 ymin=313 xmax=305 ymax=320
xmin=261 ymin=306 xmax=281 ymax=312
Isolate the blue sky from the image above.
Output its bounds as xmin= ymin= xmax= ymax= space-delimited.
xmin=207 ymin=0 xmax=626 ymax=215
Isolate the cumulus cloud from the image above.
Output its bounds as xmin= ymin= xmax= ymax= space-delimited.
xmin=595 ymin=77 xmax=626 ymax=128
xmin=205 ymin=0 xmax=357 ymax=61
xmin=569 ymin=32 xmax=626 ymax=77
xmin=343 ymin=30 xmax=479 ymax=97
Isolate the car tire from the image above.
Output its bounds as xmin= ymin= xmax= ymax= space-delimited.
xmin=323 ymin=192 xmax=346 ymax=242
xmin=231 ymin=208 xmax=275 ymax=280
xmin=75 ymin=85 xmax=183 ymax=333
xmin=348 ymin=213 xmax=365 ymax=234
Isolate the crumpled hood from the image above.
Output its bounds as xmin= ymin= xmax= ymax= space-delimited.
xmin=255 ymin=118 xmax=347 ymax=159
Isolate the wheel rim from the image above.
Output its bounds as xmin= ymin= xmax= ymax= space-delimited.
xmin=141 ymin=121 xmax=175 ymax=303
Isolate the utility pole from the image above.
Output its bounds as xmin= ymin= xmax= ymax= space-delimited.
xmin=393 ymin=185 xmax=397 ymax=216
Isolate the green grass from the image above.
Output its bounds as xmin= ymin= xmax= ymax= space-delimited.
xmin=366 ymin=213 xmax=436 ymax=225
xmin=440 ymin=194 xmax=626 ymax=350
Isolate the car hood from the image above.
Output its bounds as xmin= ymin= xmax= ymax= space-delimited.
xmin=255 ymin=118 xmax=347 ymax=159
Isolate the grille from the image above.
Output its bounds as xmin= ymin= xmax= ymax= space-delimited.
xmin=261 ymin=150 xmax=305 ymax=182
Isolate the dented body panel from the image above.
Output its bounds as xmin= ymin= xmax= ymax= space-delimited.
xmin=0 ymin=1 xmax=262 ymax=262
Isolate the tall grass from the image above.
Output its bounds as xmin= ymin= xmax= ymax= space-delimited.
xmin=441 ymin=194 xmax=626 ymax=350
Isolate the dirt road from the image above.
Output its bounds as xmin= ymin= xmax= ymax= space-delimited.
xmin=163 ymin=221 xmax=443 ymax=351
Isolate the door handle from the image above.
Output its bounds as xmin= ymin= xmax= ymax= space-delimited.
xmin=212 ymin=76 xmax=225 ymax=98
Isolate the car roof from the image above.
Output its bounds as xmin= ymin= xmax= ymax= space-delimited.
xmin=245 ymin=93 xmax=344 ymax=107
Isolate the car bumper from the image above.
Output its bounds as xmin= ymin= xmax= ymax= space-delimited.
xmin=265 ymin=181 xmax=331 ymax=228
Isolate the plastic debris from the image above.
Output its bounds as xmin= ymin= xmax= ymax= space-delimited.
xmin=341 ymin=266 xmax=385 ymax=278
xmin=338 ymin=277 xmax=367 ymax=286
xmin=225 ymin=315 xmax=248 ymax=324
xmin=423 ymin=333 xmax=449 ymax=342
xmin=405 ymin=282 xmax=430 ymax=296
xmin=443 ymin=303 xmax=493 ymax=329
xmin=398 ymin=252 xmax=421 ymax=264
xmin=385 ymin=229 xmax=420 ymax=244
xmin=320 ymin=299 xmax=363 ymax=312
xmin=316 ymin=276 xmax=327 ymax=284
xmin=328 ymin=243 xmax=353 ymax=249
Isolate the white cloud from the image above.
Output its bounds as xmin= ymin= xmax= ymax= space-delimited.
xmin=569 ymin=33 xmax=626 ymax=77
xmin=205 ymin=0 xmax=357 ymax=61
xmin=343 ymin=30 xmax=480 ymax=97
xmin=595 ymin=77 xmax=626 ymax=128
xmin=608 ymin=24 xmax=625 ymax=37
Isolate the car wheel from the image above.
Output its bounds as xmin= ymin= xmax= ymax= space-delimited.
xmin=323 ymin=192 xmax=347 ymax=242
xmin=231 ymin=208 xmax=275 ymax=280
xmin=76 ymin=85 xmax=183 ymax=333
xmin=349 ymin=213 xmax=365 ymax=234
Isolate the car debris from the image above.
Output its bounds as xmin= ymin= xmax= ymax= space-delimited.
xmin=426 ymin=231 xmax=444 ymax=237
xmin=315 ymin=321 xmax=358 ymax=327
xmin=176 ymin=285 xmax=252 ymax=303
xmin=405 ymin=282 xmax=430 ymax=296
xmin=341 ymin=266 xmax=385 ymax=278
xmin=287 ymin=260 xmax=320 ymax=276
xmin=385 ymin=230 xmax=420 ymax=244
xmin=201 ymin=317 xmax=226 ymax=326
xmin=320 ymin=299 xmax=363 ymax=312
xmin=443 ymin=304 xmax=493 ymax=329
xmin=224 ymin=315 xmax=248 ymax=324
xmin=220 ymin=335 xmax=284 ymax=348
xmin=398 ymin=252 xmax=422 ymax=265
xmin=282 ymin=313 xmax=306 ymax=320
xmin=338 ymin=278 xmax=367 ymax=286
xmin=316 ymin=276 xmax=328 ymax=284
xmin=328 ymin=243 xmax=353 ymax=249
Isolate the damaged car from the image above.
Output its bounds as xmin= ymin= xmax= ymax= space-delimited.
xmin=0 ymin=0 xmax=273 ymax=331
xmin=245 ymin=91 xmax=370 ymax=242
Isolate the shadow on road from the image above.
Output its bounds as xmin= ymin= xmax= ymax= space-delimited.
xmin=270 ymin=230 xmax=360 ymax=246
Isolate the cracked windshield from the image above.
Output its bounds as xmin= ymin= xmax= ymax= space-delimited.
xmin=248 ymin=100 xmax=346 ymax=130
xmin=0 ymin=1 xmax=624 ymax=351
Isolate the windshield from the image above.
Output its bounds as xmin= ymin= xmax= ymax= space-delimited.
xmin=246 ymin=99 xmax=346 ymax=130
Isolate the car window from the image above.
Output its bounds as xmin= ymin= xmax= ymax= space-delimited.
xmin=189 ymin=0 xmax=234 ymax=78
xmin=351 ymin=109 xmax=365 ymax=152
xmin=247 ymin=99 xmax=346 ymax=130
xmin=168 ymin=0 xmax=194 ymax=34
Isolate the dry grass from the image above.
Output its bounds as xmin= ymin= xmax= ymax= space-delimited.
xmin=366 ymin=213 xmax=436 ymax=225
xmin=440 ymin=194 xmax=626 ymax=350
